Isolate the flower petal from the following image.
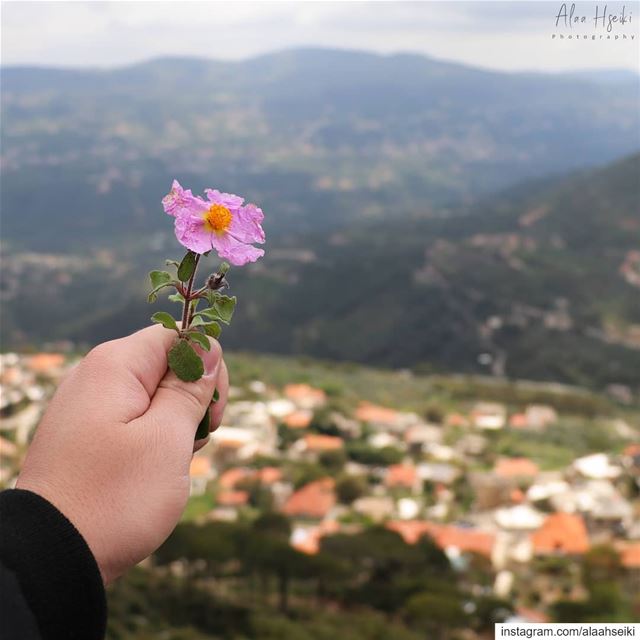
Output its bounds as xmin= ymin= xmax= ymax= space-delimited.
xmin=174 ymin=213 xmax=215 ymax=255
xmin=163 ymin=180 xmax=206 ymax=217
xmin=210 ymin=232 xmax=265 ymax=266
xmin=205 ymin=189 xmax=244 ymax=209
xmin=228 ymin=203 xmax=265 ymax=245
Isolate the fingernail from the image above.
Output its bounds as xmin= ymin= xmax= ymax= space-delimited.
xmin=201 ymin=340 xmax=222 ymax=377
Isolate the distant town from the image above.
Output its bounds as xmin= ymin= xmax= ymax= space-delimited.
xmin=1 ymin=350 xmax=639 ymax=627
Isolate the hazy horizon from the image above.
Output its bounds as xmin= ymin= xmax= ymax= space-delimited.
xmin=2 ymin=1 xmax=639 ymax=74
xmin=2 ymin=45 xmax=640 ymax=78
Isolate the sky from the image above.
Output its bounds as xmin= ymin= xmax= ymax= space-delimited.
xmin=1 ymin=1 xmax=639 ymax=73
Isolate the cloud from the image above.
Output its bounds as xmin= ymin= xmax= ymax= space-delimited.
xmin=1 ymin=1 xmax=638 ymax=72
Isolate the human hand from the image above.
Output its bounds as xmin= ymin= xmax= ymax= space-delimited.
xmin=16 ymin=325 xmax=228 ymax=584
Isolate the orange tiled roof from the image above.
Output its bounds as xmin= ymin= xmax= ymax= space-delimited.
xmin=217 ymin=491 xmax=249 ymax=507
xmin=531 ymin=513 xmax=589 ymax=555
xmin=355 ymin=402 xmax=399 ymax=425
xmin=516 ymin=608 xmax=550 ymax=623
xmin=293 ymin=520 xmax=340 ymax=555
xmin=494 ymin=457 xmax=540 ymax=478
xmin=619 ymin=542 xmax=640 ymax=569
xmin=282 ymin=478 xmax=336 ymax=519
xmin=509 ymin=414 xmax=528 ymax=429
xmin=27 ymin=353 xmax=65 ymax=373
xmin=623 ymin=443 xmax=640 ymax=458
xmin=284 ymin=384 xmax=326 ymax=403
xmin=446 ymin=413 xmax=469 ymax=427
xmin=189 ymin=456 xmax=212 ymax=478
xmin=218 ymin=467 xmax=251 ymax=489
xmin=386 ymin=464 xmax=417 ymax=488
xmin=387 ymin=520 xmax=495 ymax=557
xmin=0 ymin=435 xmax=18 ymax=457
xmin=284 ymin=410 xmax=313 ymax=429
xmin=303 ymin=434 xmax=344 ymax=452
xmin=256 ymin=466 xmax=283 ymax=484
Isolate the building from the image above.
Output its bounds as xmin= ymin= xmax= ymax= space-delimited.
xmin=283 ymin=384 xmax=326 ymax=410
xmin=282 ymin=478 xmax=336 ymax=521
xmin=189 ymin=456 xmax=213 ymax=496
xmin=530 ymin=513 xmax=589 ymax=555
xmin=471 ymin=402 xmax=507 ymax=430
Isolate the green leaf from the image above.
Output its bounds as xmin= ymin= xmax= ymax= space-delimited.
xmin=178 ymin=251 xmax=198 ymax=282
xmin=151 ymin=311 xmax=179 ymax=331
xmin=214 ymin=295 xmax=237 ymax=324
xmin=167 ymin=339 xmax=204 ymax=382
xmin=196 ymin=306 xmax=223 ymax=322
xmin=205 ymin=290 xmax=221 ymax=306
xmin=189 ymin=315 xmax=206 ymax=327
xmin=148 ymin=270 xmax=175 ymax=303
xmin=203 ymin=322 xmax=221 ymax=339
xmin=168 ymin=292 xmax=185 ymax=303
xmin=195 ymin=408 xmax=210 ymax=440
xmin=150 ymin=270 xmax=172 ymax=289
xmin=188 ymin=331 xmax=211 ymax=351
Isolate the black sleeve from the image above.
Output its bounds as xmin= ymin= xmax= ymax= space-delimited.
xmin=0 ymin=489 xmax=107 ymax=640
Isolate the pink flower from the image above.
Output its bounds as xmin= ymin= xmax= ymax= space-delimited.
xmin=162 ymin=180 xmax=265 ymax=266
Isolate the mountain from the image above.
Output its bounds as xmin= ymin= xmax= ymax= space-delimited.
xmin=1 ymin=48 xmax=639 ymax=252
xmin=2 ymin=153 xmax=638 ymax=389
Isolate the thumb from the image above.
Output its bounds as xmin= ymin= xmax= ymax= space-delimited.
xmin=142 ymin=338 xmax=222 ymax=436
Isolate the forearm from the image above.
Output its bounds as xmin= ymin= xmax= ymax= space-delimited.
xmin=0 ymin=489 xmax=107 ymax=640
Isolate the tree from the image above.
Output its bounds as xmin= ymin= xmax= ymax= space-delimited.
xmin=404 ymin=591 xmax=466 ymax=638
xmin=335 ymin=475 xmax=367 ymax=504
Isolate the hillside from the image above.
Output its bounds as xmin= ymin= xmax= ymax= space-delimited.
xmin=1 ymin=49 xmax=639 ymax=251
xmin=2 ymin=154 xmax=639 ymax=390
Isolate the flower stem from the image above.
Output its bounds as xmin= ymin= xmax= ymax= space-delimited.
xmin=180 ymin=254 xmax=202 ymax=333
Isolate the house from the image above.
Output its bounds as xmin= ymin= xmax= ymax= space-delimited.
xmin=283 ymin=410 xmax=313 ymax=430
xmin=417 ymin=462 xmax=460 ymax=486
xmin=495 ymin=504 xmax=545 ymax=531
xmin=291 ymin=520 xmax=340 ymax=555
xmin=469 ymin=472 xmax=514 ymax=510
xmin=282 ymin=478 xmax=336 ymax=520
xmin=509 ymin=413 xmax=528 ymax=429
xmin=291 ymin=434 xmax=344 ymax=460
xmin=397 ymin=497 xmax=421 ymax=520
xmin=255 ymin=466 xmax=283 ymax=485
xmin=330 ymin=412 xmax=361 ymax=438
xmin=525 ymin=405 xmax=558 ymax=430
xmin=574 ymin=480 xmax=633 ymax=538
xmin=385 ymin=464 xmax=420 ymax=493
xmin=26 ymin=353 xmax=66 ymax=376
xmin=216 ymin=490 xmax=249 ymax=507
xmin=405 ymin=424 xmax=442 ymax=448
xmin=471 ymin=402 xmax=506 ymax=430
xmin=355 ymin=402 xmax=399 ymax=427
xmin=446 ymin=413 xmax=470 ymax=428
xmin=266 ymin=399 xmax=297 ymax=419
xmin=283 ymin=384 xmax=326 ymax=410
xmin=211 ymin=427 xmax=260 ymax=465
xmin=573 ymin=453 xmax=622 ymax=480
xmin=218 ymin=467 xmax=251 ymax=489
xmin=494 ymin=457 xmax=540 ymax=482
xmin=387 ymin=520 xmax=495 ymax=558
xmin=530 ymin=513 xmax=589 ymax=555
xmin=352 ymin=496 xmax=395 ymax=522
xmin=455 ymin=433 xmax=487 ymax=457
xmin=189 ymin=456 xmax=213 ymax=496
xmin=368 ymin=432 xmax=402 ymax=449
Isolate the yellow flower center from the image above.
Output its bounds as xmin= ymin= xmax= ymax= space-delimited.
xmin=203 ymin=203 xmax=232 ymax=234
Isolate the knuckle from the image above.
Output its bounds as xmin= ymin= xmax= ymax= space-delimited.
xmin=159 ymin=379 xmax=208 ymax=415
